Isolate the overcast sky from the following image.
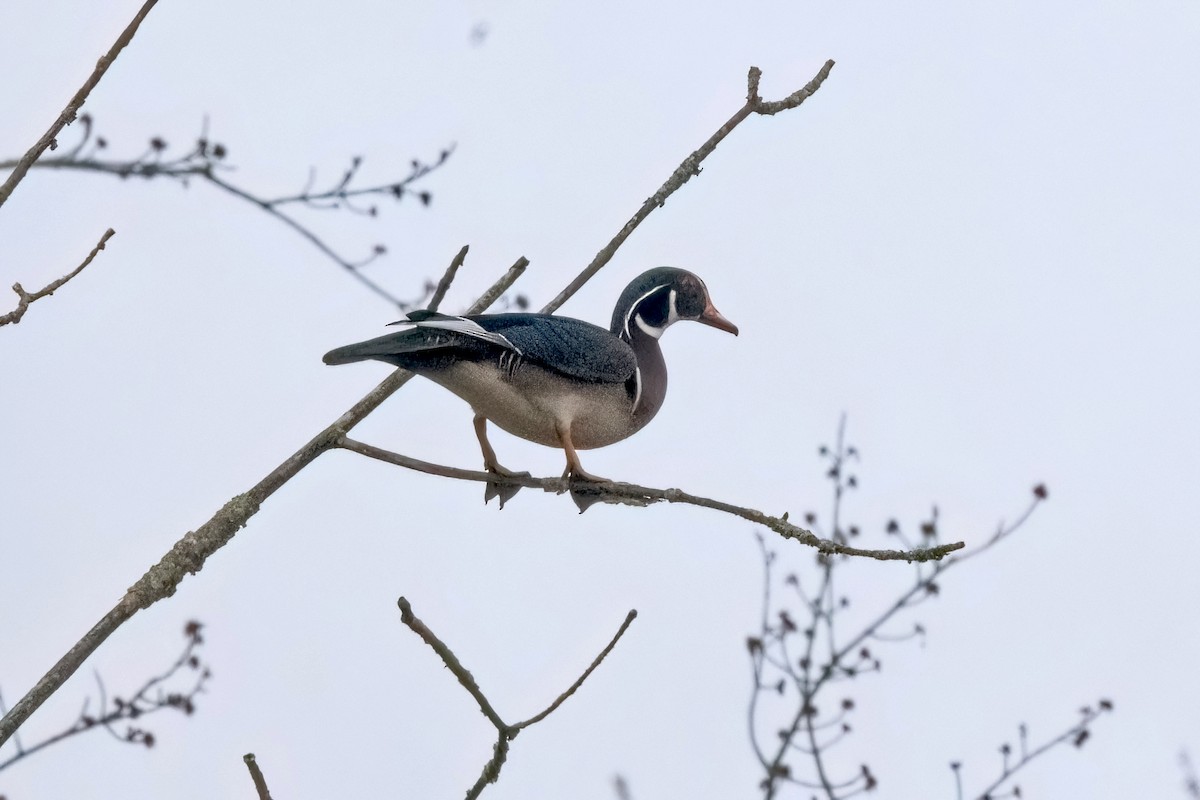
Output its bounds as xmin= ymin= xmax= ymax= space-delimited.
xmin=3 ymin=1 xmax=1200 ymax=798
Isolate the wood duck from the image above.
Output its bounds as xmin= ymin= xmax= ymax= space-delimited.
xmin=323 ymin=267 xmax=738 ymax=483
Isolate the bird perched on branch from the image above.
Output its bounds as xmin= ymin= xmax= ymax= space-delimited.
xmin=323 ymin=267 xmax=737 ymax=485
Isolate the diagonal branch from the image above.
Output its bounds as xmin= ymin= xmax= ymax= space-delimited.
xmin=1 ymin=228 xmax=114 ymax=327
xmin=200 ymin=170 xmax=404 ymax=306
xmin=542 ymin=60 xmax=835 ymax=314
xmin=512 ymin=609 xmax=638 ymax=731
xmin=0 ymin=0 xmax=160 ymax=210
xmin=0 ymin=253 xmax=525 ymax=749
xmin=336 ymin=438 xmax=962 ymax=562
xmin=397 ymin=597 xmax=507 ymax=731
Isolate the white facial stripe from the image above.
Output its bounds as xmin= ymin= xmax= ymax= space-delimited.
xmin=667 ymin=288 xmax=680 ymax=325
xmin=623 ymin=284 xmax=669 ymax=338
xmin=399 ymin=315 xmax=522 ymax=354
xmin=634 ymin=315 xmax=664 ymax=339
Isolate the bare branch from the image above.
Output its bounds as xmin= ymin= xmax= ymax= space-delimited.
xmin=0 ymin=0 xmax=160 ymax=210
xmin=541 ymin=60 xmax=834 ymax=314
xmin=336 ymin=437 xmax=961 ymax=562
xmin=427 ymin=244 xmax=470 ymax=312
xmin=397 ymin=597 xmax=508 ymax=731
xmin=201 ymin=170 xmax=404 ymax=306
xmin=1 ymin=228 xmax=114 ymax=327
xmin=2 ymin=132 xmax=453 ymax=309
xmin=397 ymin=597 xmax=636 ymax=799
xmin=243 ymin=753 xmax=274 ymax=800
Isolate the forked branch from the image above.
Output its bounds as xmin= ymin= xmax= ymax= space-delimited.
xmin=397 ymin=597 xmax=636 ymax=799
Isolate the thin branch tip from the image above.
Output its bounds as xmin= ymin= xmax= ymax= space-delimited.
xmin=426 ymin=244 xmax=469 ymax=312
xmin=1 ymin=228 xmax=117 ymax=327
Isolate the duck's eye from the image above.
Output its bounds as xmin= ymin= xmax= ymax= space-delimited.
xmin=673 ymin=284 xmax=706 ymax=318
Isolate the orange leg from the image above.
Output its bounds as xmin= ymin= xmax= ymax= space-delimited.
xmin=555 ymin=420 xmax=607 ymax=482
xmin=473 ymin=414 xmax=517 ymax=475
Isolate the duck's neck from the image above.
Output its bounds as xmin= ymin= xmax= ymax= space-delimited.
xmin=624 ymin=325 xmax=667 ymax=430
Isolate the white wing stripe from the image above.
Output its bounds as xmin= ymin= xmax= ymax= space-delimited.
xmin=395 ymin=316 xmax=522 ymax=354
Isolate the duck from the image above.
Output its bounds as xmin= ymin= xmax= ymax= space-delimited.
xmin=323 ymin=267 xmax=738 ymax=483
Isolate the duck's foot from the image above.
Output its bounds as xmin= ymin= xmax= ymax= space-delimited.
xmin=560 ymin=466 xmax=613 ymax=513
xmin=483 ymin=461 xmax=530 ymax=509
xmin=557 ymin=464 xmax=609 ymax=495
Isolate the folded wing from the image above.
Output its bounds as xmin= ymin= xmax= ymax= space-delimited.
xmin=323 ymin=311 xmax=636 ymax=384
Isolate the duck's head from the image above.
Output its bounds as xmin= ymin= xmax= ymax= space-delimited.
xmin=610 ymin=267 xmax=738 ymax=341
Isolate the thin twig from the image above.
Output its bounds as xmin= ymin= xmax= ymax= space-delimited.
xmin=541 ymin=60 xmax=834 ymax=314
xmin=968 ymin=703 xmax=1113 ymax=800
xmin=337 ymin=437 xmax=960 ymax=562
xmin=512 ymin=609 xmax=638 ymax=730
xmin=1 ymin=228 xmax=114 ymax=327
xmin=0 ymin=0 xmax=159 ymax=210
xmin=243 ymin=753 xmax=274 ymax=800
xmin=0 ymin=621 xmax=208 ymax=773
xmin=201 ymin=171 xmax=402 ymax=306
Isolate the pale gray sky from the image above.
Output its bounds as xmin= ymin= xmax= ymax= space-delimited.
xmin=3 ymin=1 xmax=1199 ymax=798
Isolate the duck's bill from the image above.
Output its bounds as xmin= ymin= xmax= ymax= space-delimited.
xmin=698 ymin=302 xmax=739 ymax=336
